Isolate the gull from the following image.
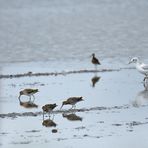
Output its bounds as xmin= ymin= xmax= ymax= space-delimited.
xmin=129 ymin=57 xmax=148 ymax=81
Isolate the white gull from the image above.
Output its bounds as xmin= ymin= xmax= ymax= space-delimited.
xmin=129 ymin=57 xmax=148 ymax=80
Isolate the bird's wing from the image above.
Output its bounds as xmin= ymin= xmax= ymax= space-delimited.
xmin=25 ymin=89 xmax=34 ymax=93
xmin=141 ymin=63 xmax=148 ymax=70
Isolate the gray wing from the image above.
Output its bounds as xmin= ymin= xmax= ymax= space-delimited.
xmin=141 ymin=64 xmax=148 ymax=70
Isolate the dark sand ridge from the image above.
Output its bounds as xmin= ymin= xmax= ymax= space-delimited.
xmin=0 ymin=67 xmax=134 ymax=79
xmin=0 ymin=104 xmax=133 ymax=118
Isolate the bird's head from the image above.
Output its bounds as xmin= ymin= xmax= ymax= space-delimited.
xmin=33 ymin=89 xmax=39 ymax=93
xmin=60 ymin=101 xmax=68 ymax=109
xmin=129 ymin=57 xmax=140 ymax=64
xmin=53 ymin=103 xmax=58 ymax=108
xmin=92 ymin=53 xmax=95 ymax=57
xmin=18 ymin=91 xmax=23 ymax=101
xmin=78 ymin=96 xmax=84 ymax=101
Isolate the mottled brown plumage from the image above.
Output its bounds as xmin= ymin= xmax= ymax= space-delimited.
xmin=91 ymin=53 xmax=101 ymax=65
xmin=42 ymin=119 xmax=57 ymax=127
xmin=19 ymin=101 xmax=38 ymax=108
xmin=18 ymin=88 xmax=39 ymax=100
xmin=60 ymin=97 xmax=83 ymax=109
xmin=62 ymin=113 xmax=82 ymax=121
xmin=42 ymin=103 xmax=57 ymax=113
xmin=91 ymin=76 xmax=101 ymax=87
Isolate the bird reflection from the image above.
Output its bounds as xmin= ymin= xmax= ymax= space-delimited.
xmin=42 ymin=118 xmax=57 ymax=127
xmin=62 ymin=113 xmax=83 ymax=121
xmin=18 ymin=97 xmax=38 ymax=109
xmin=91 ymin=75 xmax=101 ymax=87
xmin=132 ymin=89 xmax=148 ymax=107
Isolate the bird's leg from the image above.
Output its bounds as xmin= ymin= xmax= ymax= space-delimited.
xmin=52 ymin=114 xmax=55 ymax=120
xmin=144 ymin=76 xmax=148 ymax=90
xmin=70 ymin=105 xmax=74 ymax=110
xmin=73 ymin=105 xmax=76 ymax=110
xmin=95 ymin=65 xmax=97 ymax=71
xmin=48 ymin=111 xmax=51 ymax=118
xmin=32 ymin=94 xmax=35 ymax=103
xmin=29 ymin=95 xmax=31 ymax=101
xmin=43 ymin=111 xmax=45 ymax=121
xmin=143 ymin=76 xmax=148 ymax=82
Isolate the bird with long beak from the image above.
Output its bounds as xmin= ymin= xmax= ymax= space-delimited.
xmin=91 ymin=53 xmax=101 ymax=70
xmin=18 ymin=89 xmax=39 ymax=101
xmin=60 ymin=97 xmax=83 ymax=109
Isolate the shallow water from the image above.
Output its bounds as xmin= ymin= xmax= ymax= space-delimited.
xmin=0 ymin=68 xmax=148 ymax=148
xmin=0 ymin=0 xmax=148 ymax=147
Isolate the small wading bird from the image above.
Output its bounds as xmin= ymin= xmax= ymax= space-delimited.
xmin=42 ymin=103 xmax=57 ymax=119
xmin=60 ymin=97 xmax=83 ymax=109
xmin=129 ymin=57 xmax=148 ymax=81
xmin=18 ymin=89 xmax=39 ymax=101
xmin=91 ymin=53 xmax=101 ymax=70
xmin=42 ymin=103 xmax=57 ymax=113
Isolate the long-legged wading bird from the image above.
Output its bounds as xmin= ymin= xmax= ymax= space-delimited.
xmin=91 ymin=53 xmax=101 ymax=70
xmin=129 ymin=57 xmax=148 ymax=81
xmin=18 ymin=89 xmax=39 ymax=101
xmin=60 ymin=97 xmax=83 ymax=109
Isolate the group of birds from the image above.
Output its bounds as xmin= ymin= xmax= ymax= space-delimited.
xmin=18 ymin=53 xmax=100 ymax=115
xmin=18 ymin=54 xmax=148 ymax=117
xmin=18 ymin=88 xmax=84 ymax=115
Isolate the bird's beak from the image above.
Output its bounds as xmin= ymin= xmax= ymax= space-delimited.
xmin=18 ymin=95 xmax=21 ymax=101
xmin=60 ymin=104 xmax=64 ymax=110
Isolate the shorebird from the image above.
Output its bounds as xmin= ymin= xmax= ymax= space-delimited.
xmin=91 ymin=53 xmax=101 ymax=69
xmin=18 ymin=89 xmax=39 ymax=101
xmin=60 ymin=97 xmax=83 ymax=109
xmin=129 ymin=57 xmax=148 ymax=81
xmin=42 ymin=103 xmax=57 ymax=114
xmin=42 ymin=103 xmax=57 ymax=119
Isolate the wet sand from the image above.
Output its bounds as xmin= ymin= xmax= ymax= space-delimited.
xmin=0 ymin=65 xmax=148 ymax=148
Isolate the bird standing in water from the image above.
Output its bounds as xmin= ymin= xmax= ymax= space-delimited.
xmin=42 ymin=103 xmax=57 ymax=114
xmin=129 ymin=57 xmax=148 ymax=81
xmin=18 ymin=89 xmax=39 ymax=101
xmin=42 ymin=103 xmax=57 ymax=119
xmin=91 ymin=53 xmax=101 ymax=70
xmin=60 ymin=97 xmax=83 ymax=109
